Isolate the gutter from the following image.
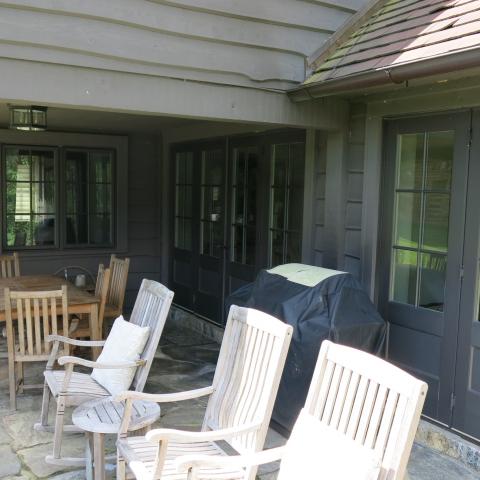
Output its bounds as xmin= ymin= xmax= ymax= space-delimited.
xmin=289 ymin=47 xmax=480 ymax=101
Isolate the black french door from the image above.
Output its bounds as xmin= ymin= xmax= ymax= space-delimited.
xmin=170 ymin=131 xmax=306 ymax=326
xmin=380 ymin=111 xmax=480 ymax=440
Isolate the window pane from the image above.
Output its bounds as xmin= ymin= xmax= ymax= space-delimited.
xmin=6 ymin=149 xmax=30 ymax=182
xmin=271 ymin=187 xmax=285 ymax=229
xmin=397 ymin=133 xmax=424 ymax=190
xmin=66 ymin=215 xmax=88 ymax=244
xmin=270 ymin=230 xmax=284 ymax=267
xmin=6 ymin=215 xmax=30 ymax=247
xmin=90 ymin=152 xmax=112 ymax=183
xmin=32 ymin=182 xmax=55 ymax=213
xmin=272 ymin=144 xmax=288 ymax=186
xmin=66 ymin=153 xmax=88 ymax=183
xmin=202 ymin=149 xmax=223 ymax=185
xmin=426 ymin=132 xmax=453 ymax=191
xmin=419 ymin=253 xmax=447 ymax=311
xmin=33 ymin=215 xmax=55 ymax=246
xmin=31 ymin=151 xmax=55 ymax=182
xmin=65 ymin=150 xmax=114 ymax=246
xmin=245 ymin=227 xmax=256 ymax=266
xmin=423 ymin=194 xmax=450 ymax=253
xmin=286 ymin=232 xmax=301 ymax=263
xmin=202 ymin=221 xmax=211 ymax=255
xmin=288 ymin=187 xmax=304 ymax=232
xmin=232 ymin=225 xmax=244 ymax=263
xmin=394 ymin=192 xmax=421 ymax=248
xmin=391 ymin=249 xmax=418 ymax=305
xmin=89 ymin=215 xmax=111 ymax=245
xmin=92 ymin=184 xmax=112 ymax=214
xmin=289 ymin=143 xmax=305 ymax=187
xmin=66 ymin=183 xmax=88 ymax=214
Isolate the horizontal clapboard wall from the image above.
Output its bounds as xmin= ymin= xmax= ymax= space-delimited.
xmin=0 ymin=0 xmax=365 ymax=91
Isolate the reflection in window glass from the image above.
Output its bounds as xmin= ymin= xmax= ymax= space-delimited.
xmin=201 ymin=149 xmax=224 ymax=257
xmin=390 ymin=131 xmax=453 ymax=311
xmin=231 ymin=147 xmax=258 ymax=265
xmin=269 ymin=142 xmax=305 ymax=267
xmin=65 ymin=150 xmax=114 ymax=246
xmin=5 ymin=148 xmax=56 ymax=247
xmin=174 ymin=152 xmax=193 ymax=250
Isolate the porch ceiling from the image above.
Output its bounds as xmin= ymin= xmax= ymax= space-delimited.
xmin=0 ymin=103 xmax=193 ymax=135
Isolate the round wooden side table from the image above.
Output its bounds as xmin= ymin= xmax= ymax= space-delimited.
xmin=72 ymin=397 xmax=160 ymax=480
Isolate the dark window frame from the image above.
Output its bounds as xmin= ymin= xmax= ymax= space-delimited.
xmin=1 ymin=144 xmax=117 ymax=251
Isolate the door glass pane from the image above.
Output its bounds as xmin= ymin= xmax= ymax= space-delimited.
xmin=394 ymin=193 xmax=421 ymax=248
xmin=423 ymin=194 xmax=450 ymax=253
xmin=174 ymin=151 xmax=193 ymax=251
xmin=230 ymin=147 xmax=257 ymax=265
xmin=426 ymin=132 xmax=454 ymax=191
xmin=391 ymin=249 xmax=418 ymax=305
xmin=390 ymin=131 xmax=453 ymax=310
xmin=397 ymin=133 xmax=424 ymax=190
xmin=201 ymin=149 xmax=224 ymax=257
xmin=419 ymin=253 xmax=447 ymax=311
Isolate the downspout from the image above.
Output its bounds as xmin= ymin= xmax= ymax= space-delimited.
xmin=289 ymin=47 xmax=480 ymax=101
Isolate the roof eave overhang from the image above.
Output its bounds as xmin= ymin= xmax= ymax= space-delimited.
xmin=290 ymin=47 xmax=480 ymax=102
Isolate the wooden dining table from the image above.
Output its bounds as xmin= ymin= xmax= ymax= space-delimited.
xmin=0 ymin=275 xmax=101 ymax=358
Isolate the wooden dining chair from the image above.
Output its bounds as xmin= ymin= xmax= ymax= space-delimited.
xmin=115 ymin=305 xmax=293 ymax=480
xmin=176 ymin=340 xmax=428 ymax=480
xmin=0 ymin=252 xmax=20 ymax=278
xmin=35 ymin=279 xmax=174 ymax=466
xmin=104 ymin=255 xmax=130 ymax=323
xmin=4 ymin=286 xmax=72 ymax=410
xmin=71 ymin=264 xmax=111 ymax=339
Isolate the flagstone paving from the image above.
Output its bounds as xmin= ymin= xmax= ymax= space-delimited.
xmin=0 ymin=318 xmax=478 ymax=479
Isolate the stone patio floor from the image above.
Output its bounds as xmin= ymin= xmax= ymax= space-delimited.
xmin=0 ymin=318 xmax=478 ymax=479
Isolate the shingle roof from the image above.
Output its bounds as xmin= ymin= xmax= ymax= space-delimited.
xmin=305 ymin=0 xmax=480 ymax=86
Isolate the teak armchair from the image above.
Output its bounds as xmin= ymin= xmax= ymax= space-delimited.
xmin=71 ymin=264 xmax=111 ymax=339
xmin=34 ymin=279 xmax=174 ymax=466
xmin=104 ymin=254 xmax=130 ymax=323
xmin=0 ymin=252 xmax=20 ymax=278
xmin=177 ymin=340 xmax=428 ymax=480
xmin=4 ymin=286 xmax=71 ymax=410
xmin=115 ymin=305 xmax=293 ymax=480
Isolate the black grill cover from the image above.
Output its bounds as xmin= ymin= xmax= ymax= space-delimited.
xmin=225 ymin=264 xmax=386 ymax=435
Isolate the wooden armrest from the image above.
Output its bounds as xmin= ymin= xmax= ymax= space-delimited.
xmin=145 ymin=421 xmax=262 ymax=443
xmin=175 ymin=446 xmax=286 ymax=473
xmin=46 ymin=334 xmax=106 ymax=347
xmin=58 ymin=356 xmax=146 ymax=369
xmin=114 ymin=386 xmax=214 ymax=404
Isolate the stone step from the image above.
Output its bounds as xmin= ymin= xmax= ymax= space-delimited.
xmin=415 ymin=420 xmax=480 ymax=474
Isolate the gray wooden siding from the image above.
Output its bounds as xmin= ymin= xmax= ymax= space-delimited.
xmin=0 ymin=0 xmax=362 ymax=91
xmin=342 ymin=104 xmax=366 ymax=279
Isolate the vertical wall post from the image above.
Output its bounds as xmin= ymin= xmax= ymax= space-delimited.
xmin=301 ymin=129 xmax=316 ymax=264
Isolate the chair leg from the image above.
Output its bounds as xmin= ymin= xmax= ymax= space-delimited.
xmin=116 ymin=452 xmax=126 ymax=480
xmin=40 ymin=381 xmax=51 ymax=427
xmin=8 ymin=359 xmax=16 ymax=411
xmin=52 ymin=395 xmax=66 ymax=459
xmin=16 ymin=362 xmax=24 ymax=394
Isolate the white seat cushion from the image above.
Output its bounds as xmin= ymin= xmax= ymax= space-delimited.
xmin=91 ymin=316 xmax=150 ymax=395
xmin=278 ymin=409 xmax=381 ymax=480
xmin=118 ymin=436 xmax=246 ymax=480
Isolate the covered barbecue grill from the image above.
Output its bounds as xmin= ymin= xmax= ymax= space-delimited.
xmin=225 ymin=263 xmax=387 ymax=434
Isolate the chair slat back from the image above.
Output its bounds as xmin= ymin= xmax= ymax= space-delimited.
xmin=129 ymin=279 xmax=174 ymax=392
xmin=95 ymin=264 xmax=111 ymax=333
xmin=203 ymin=306 xmax=293 ymax=455
xmin=304 ymin=341 xmax=428 ymax=480
xmin=0 ymin=252 xmax=20 ymax=278
xmin=107 ymin=255 xmax=130 ymax=315
xmin=4 ymin=286 xmax=70 ymax=358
